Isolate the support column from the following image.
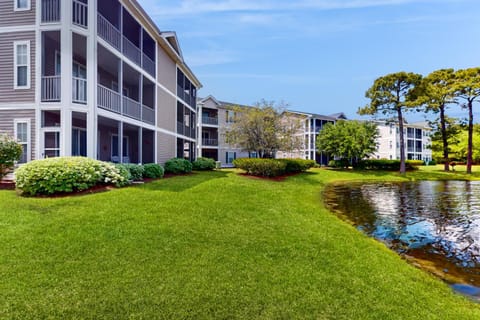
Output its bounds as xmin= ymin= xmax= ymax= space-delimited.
xmin=87 ymin=0 xmax=97 ymax=159
xmin=60 ymin=0 xmax=73 ymax=156
xmin=138 ymin=127 xmax=142 ymax=164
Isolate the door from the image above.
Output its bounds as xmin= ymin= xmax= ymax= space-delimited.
xmin=41 ymin=130 xmax=61 ymax=158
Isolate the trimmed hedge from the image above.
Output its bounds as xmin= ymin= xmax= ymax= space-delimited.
xmin=143 ymin=163 xmax=164 ymax=179
xmin=192 ymin=157 xmax=216 ymax=171
xmin=164 ymin=158 xmax=193 ymax=174
xmin=233 ymin=158 xmax=315 ymax=177
xmin=120 ymin=163 xmax=144 ymax=181
xmin=328 ymin=159 xmax=350 ymax=169
xmin=355 ymin=159 xmax=418 ymax=171
xmin=15 ymin=157 xmax=129 ymax=196
xmin=279 ymin=158 xmax=316 ymax=173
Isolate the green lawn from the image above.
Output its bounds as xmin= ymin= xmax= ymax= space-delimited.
xmin=1 ymin=167 xmax=480 ymax=319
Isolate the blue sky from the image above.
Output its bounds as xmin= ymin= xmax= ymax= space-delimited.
xmin=137 ymin=0 xmax=480 ymax=121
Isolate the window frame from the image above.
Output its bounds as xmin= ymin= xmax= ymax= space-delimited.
xmin=14 ymin=0 xmax=30 ymax=11
xmin=14 ymin=40 xmax=31 ymax=89
xmin=14 ymin=118 xmax=31 ymax=163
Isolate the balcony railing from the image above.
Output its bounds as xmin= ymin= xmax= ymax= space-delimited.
xmin=98 ymin=85 xmax=121 ymax=114
xmin=41 ymin=0 xmax=60 ymax=23
xmin=202 ymin=138 xmax=218 ymax=146
xmin=97 ymin=13 xmax=121 ymax=51
xmin=142 ymin=53 xmax=155 ymax=77
xmin=202 ymin=116 xmax=218 ymax=125
xmin=123 ymin=96 xmax=141 ymax=120
xmin=42 ymin=76 xmax=61 ymax=102
xmin=72 ymin=0 xmax=88 ymax=28
xmin=72 ymin=77 xmax=87 ymax=104
xmin=142 ymin=105 xmax=155 ymax=125
xmin=123 ymin=36 xmax=141 ymax=66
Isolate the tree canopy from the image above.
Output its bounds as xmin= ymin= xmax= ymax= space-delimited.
xmin=223 ymin=100 xmax=303 ymax=158
xmin=358 ymin=72 xmax=423 ymax=174
xmin=316 ymin=120 xmax=379 ymax=166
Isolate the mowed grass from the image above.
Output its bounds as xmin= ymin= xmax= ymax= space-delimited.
xmin=1 ymin=167 xmax=480 ymax=319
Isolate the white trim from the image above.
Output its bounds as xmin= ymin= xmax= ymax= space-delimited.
xmin=14 ymin=0 xmax=30 ymax=11
xmin=14 ymin=118 xmax=31 ymax=163
xmin=13 ymin=40 xmax=31 ymax=90
xmin=0 ymin=104 xmax=35 ymax=110
xmin=0 ymin=25 xmax=36 ymax=34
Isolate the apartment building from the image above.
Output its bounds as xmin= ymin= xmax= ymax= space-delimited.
xmin=372 ymin=121 xmax=432 ymax=162
xmin=0 ymin=0 xmax=201 ymax=165
xmin=276 ymin=110 xmax=347 ymax=165
xmin=197 ymin=96 xmax=346 ymax=166
xmin=196 ymin=95 xmax=251 ymax=166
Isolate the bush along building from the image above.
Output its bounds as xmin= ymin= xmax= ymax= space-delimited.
xmin=0 ymin=0 xmax=201 ymax=165
xmin=371 ymin=121 xmax=433 ymax=163
xmin=197 ymin=95 xmax=347 ymax=167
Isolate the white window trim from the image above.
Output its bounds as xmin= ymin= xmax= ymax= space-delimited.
xmin=14 ymin=0 xmax=31 ymax=11
xmin=13 ymin=40 xmax=31 ymax=89
xmin=14 ymin=118 xmax=31 ymax=163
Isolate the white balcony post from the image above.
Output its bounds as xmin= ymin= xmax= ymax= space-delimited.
xmin=60 ymin=0 xmax=72 ymax=156
xmin=87 ymin=0 xmax=97 ymax=159
xmin=138 ymin=127 xmax=142 ymax=164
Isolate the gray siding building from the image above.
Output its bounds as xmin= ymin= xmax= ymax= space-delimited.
xmin=0 ymin=0 xmax=201 ymax=165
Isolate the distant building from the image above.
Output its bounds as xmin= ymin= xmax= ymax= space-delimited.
xmin=197 ymin=95 xmax=347 ymax=166
xmin=372 ymin=121 xmax=432 ymax=162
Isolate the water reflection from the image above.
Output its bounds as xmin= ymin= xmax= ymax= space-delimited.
xmin=324 ymin=181 xmax=480 ymax=294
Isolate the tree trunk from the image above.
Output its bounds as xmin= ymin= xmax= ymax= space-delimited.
xmin=439 ymin=105 xmax=449 ymax=171
xmin=398 ymin=108 xmax=406 ymax=174
xmin=467 ymin=100 xmax=473 ymax=174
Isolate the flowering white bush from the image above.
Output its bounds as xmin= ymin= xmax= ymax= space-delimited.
xmin=15 ymin=157 xmax=129 ymax=196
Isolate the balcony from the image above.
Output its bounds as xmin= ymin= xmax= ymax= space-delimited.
xmin=202 ymin=116 xmax=218 ymax=126
xmin=142 ymin=105 xmax=155 ymax=125
xmin=72 ymin=0 xmax=88 ymax=28
xmin=97 ymin=13 xmax=121 ymax=51
xmin=41 ymin=0 xmax=60 ymax=23
xmin=123 ymin=36 xmax=141 ymax=66
xmin=142 ymin=53 xmax=155 ymax=77
xmin=41 ymin=76 xmax=61 ymax=102
xmin=98 ymin=84 xmax=121 ymax=113
xmin=123 ymin=96 xmax=141 ymax=120
xmin=202 ymin=138 xmax=218 ymax=146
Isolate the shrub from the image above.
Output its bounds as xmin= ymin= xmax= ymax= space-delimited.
xmin=164 ymin=158 xmax=193 ymax=174
xmin=328 ymin=159 xmax=350 ymax=169
xmin=406 ymin=160 xmax=425 ymax=167
xmin=427 ymin=160 xmax=437 ymax=166
xmin=278 ymin=158 xmax=316 ymax=173
xmin=120 ymin=163 xmax=144 ymax=181
xmin=355 ymin=159 xmax=417 ymax=171
xmin=143 ymin=163 xmax=164 ymax=179
xmin=0 ymin=133 xmax=23 ymax=180
xmin=114 ymin=164 xmax=132 ymax=182
xmin=233 ymin=158 xmax=287 ymax=177
xmin=15 ymin=157 xmax=129 ymax=196
xmin=192 ymin=157 xmax=216 ymax=171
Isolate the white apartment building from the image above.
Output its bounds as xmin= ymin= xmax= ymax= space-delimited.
xmin=0 ymin=0 xmax=201 ymax=165
xmin=372 ymin=121 xmax=432 ymax=162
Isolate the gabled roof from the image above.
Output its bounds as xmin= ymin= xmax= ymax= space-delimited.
xmin=329 ymin=112 xmax=348 ymax=120
xmin=285 ymin=109 xmax=341 ymax=121
xmin=160 ymin=31 xmax=183 ymax=58
xmin=198 ymin=95 xmax=221 ymax=106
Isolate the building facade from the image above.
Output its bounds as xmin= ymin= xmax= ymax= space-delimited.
xmin=0 ymin=0 xmax=200 ymax=165
xmin=197 ymin=96 xmax=346 ymax=166
xmin=372 ymin=121 xmax=432 ymax=162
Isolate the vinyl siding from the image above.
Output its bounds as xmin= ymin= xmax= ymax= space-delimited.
xmin=156 ymin=87 xmax=175 ymax=132
xmin=157 ymin=45 xmax=176 ymax=94
xmin=0 ymin=31 xmax=36 ymax=103
xmin=0 ymin=0 xmax=36 ymax=27
xmin=0 ymin=109 xmax=36 ymax=161
xmin=156 ymin=131 xmax=175 ymax=164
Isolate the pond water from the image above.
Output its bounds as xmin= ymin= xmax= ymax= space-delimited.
xmin=323 ymin=180 xmax=480 ymax=300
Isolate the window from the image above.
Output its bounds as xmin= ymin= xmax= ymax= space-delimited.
xmin=15 ymin=0 xmax=30 ymax=11
xmin=226 ymin=110 xmax=236 ymax=123
xmin=226 ymin=151 xmax=236 ymax=164
xmin=14 ymin=41 xmax=30 ymax=89
xmin=14 ymin=119 xmax=30 ymax=163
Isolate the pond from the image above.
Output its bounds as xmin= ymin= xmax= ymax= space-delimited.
xmin=323 ymin=180 xmax=480 ymax=300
